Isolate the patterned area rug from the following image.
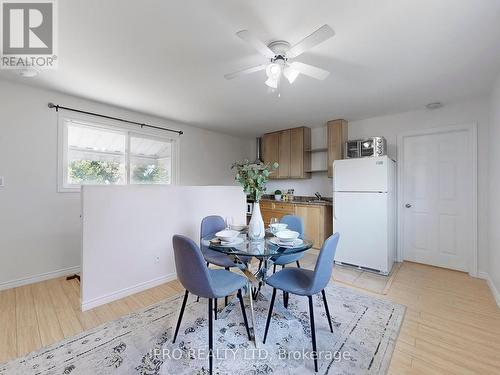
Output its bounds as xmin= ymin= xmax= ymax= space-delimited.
xmin=0 ymin=283 xmax=405 ymax=375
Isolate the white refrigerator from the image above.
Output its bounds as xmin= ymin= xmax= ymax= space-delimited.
xmin=333 ymin=156 xmax=396 ymax=275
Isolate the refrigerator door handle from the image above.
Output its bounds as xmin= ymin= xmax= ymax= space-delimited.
xmin=332 ymin=161 xmax=338 ymax=221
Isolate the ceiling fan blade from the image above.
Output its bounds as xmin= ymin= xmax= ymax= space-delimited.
xmin=286 ymin=24 xmax=335 ymax=59
xmin=236 ymin=30 xmax=276 ymax=59
xmin=289 ymin=62 xmax=330 ymax=80
xmin=283 ymin=66 xmax=300 ymax=84
xmin=224 ymin=64 xmax=267 ymax=80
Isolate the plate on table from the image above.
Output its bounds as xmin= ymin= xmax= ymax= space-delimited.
xmin=269 ymin=237 xmax=304 ymax=248
xmin=218 ymin=237 xmax=245 ymax=247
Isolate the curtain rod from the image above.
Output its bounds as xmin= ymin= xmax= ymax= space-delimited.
xmin=47 ymin=102 xmax=183 ymax=135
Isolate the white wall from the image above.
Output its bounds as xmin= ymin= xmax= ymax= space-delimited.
xmin=488 ymin=74 xmax=500 ymax=305
xmin=267 ymin=97 xmax=490 ymax=274
xmin=0 ymin=80 xmax=253 ymax=289
xmin=81 ymin=185 xmax=245 ymax=310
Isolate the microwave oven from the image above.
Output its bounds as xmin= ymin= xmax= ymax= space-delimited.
xmin=345 ymin=137 xmax=387 ymax=158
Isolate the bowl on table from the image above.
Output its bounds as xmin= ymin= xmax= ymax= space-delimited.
xmin=215 ymin=230 xmax=240 ymax=242
xmin=269 ymin=223 xmax=288 ymax=234
xmin=275 ymin=230 xmax=300 ymax=243
xmin=230 ymin=224 xmax=248 ymax=231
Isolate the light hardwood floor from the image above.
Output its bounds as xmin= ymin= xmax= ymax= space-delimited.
xmin=1 ymin=260 xmax=499 ymax=374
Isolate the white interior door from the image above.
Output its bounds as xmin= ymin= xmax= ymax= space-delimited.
xmin=402 ymin=128 xmax=473 ymax=272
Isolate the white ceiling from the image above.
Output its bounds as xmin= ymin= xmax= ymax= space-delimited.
xmin=2 ymin=0 xmax=500 ymax=136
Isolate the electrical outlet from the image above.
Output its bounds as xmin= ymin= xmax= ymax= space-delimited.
xmin=154 ymin=255 xmax=160 ymax=264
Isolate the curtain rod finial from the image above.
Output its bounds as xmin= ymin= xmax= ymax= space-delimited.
xmin=48 ymin=102 xmax=55 ymax=108
xmin=179 ymin=131 xmax=184 ymax=135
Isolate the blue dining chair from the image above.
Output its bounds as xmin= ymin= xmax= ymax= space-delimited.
xmin=252 ymin=215 xmax=306 ymax=301
xmin=200 ymin=215 xmax=251 ymax=309
xmin=263 ymin=233 xmax=340 ymax=372
xmin=272 ymin=215 xmax=305 ymax=271
xmin=172 ymin=235 xmax=251 ymax=375
xmin=200 ymin=216 xmax=237 ymax=269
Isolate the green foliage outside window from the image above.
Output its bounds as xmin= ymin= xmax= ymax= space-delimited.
xmin=69 ymin=160 xmax=121 ymax=184
xmin=132 ymin=164 xmax=168 ymax=183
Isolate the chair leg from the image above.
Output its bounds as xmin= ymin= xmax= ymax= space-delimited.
xmin=224 ymin=268 xmax=229 ymax=306
xmin=308 ymin=296 xmax=318 ymax=372
xmin=263 ymin=288 xmax=277 ymax=344
xmin=273 ymin=264 xmax=276 ymax=273
xmin=214 ymin=298 xmax=218 ymax=320
xmin=237 ymin=289 xmax=251 ymax=340
xmin=208 ymin=298 xmax=213 ymax=375
xmin=281 ymin=264 xmax=286 ymax=307
xmin=296 ymin=260 xmax=301 ymax=268
xmin=283 ymin=291 xmax=289 ymax=309
xmin=322 ymin=290 xmax=333 ymax=333
xmin=172 ymin=290 xmax=189 ymax=343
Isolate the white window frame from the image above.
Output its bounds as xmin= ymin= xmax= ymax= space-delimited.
xmin=57 ymin=112 xmax=180 ymax=192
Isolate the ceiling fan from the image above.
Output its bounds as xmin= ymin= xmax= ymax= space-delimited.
xmin=224 ymin=24 xmax=335 ymax=90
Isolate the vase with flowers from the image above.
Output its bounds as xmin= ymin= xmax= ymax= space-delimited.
xmin=232 ymin=160 xmax=278 ymax=240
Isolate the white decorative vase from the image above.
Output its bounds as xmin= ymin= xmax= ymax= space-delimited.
xmin=248 ymin=202 xmax=265 ymax=240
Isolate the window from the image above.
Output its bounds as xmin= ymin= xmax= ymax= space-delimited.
xmin=58 ymin=116 xmax=177 ymax=191
xmin=129 ymin=134 xmax=172 ymax=184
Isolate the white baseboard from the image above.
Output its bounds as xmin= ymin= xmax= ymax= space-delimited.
xmin=478 ymin=271 xmax=500 ymax=308
xmin=81 ymin=272 xmax=178 ymax=311
xmin=0 ymin=265 xmax=81 ymax=291
xmin=477 ymin=271 xmax=489 ymax=279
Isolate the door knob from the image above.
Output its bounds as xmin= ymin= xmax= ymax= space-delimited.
xmin=405 ymin=203 xmax=412 ymax=208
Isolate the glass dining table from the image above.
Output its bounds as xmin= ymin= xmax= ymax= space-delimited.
xmin=200 ymin=232 xmax=314 ymax=347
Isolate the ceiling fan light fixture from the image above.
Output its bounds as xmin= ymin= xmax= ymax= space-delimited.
xmin=265 ymin=77 xmax=278 ymax=89
xmin=283 ymin=66 xmax=299 ymax=84
xmin=266 ymin=63 xmax=282 ymax=79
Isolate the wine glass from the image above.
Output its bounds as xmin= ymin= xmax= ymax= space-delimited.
xmin=225 ymin=216 xmax=233 ymax=230
xmin=270 ymin=217 xmax=279 ymax=234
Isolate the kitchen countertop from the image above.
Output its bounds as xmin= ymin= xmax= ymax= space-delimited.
xmin=257 ymin=196 xmax=333 ymax=207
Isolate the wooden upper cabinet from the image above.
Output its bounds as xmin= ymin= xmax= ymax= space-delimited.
xmin=262 ymin=132 xmax=280 ymax=179
xmin=290 ymin=127 xmax=311 ymax=178
xmin=327 ymin=119 xmax=348 ymax=178
xmin=261 ymin=126 xmax=311 ymax=179
xmin=278 ymin=130 xmax=291 ymax=178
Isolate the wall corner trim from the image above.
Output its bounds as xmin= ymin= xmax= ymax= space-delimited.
xmin=477 ymin=272 xmax=500 ymax=308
